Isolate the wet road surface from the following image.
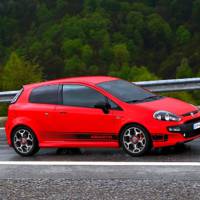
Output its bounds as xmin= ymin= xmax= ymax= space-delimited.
xmin=1 ymin=129 xmax=200 ymax=199
xmin=1 ymin=129 xmax=200 ymax=162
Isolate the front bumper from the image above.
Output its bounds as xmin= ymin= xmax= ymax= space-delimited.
xmin=151 ymin=115 xmax=200 ymax=148
xmin=168 ymin=119 xmax=200 ymax=138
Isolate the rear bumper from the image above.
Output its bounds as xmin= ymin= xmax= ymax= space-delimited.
xmin=5 ymin=121 xmax=11 ymax=145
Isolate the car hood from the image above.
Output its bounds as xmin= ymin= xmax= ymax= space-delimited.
xmin=130 ymin=97 xmax=197 ymax=116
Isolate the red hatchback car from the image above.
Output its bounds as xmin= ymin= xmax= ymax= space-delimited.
xmin=5 ymin=76 xmax=200 ymax=156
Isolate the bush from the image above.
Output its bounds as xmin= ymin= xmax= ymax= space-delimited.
xmin=0 ymin=104 xmax=8 ymax=117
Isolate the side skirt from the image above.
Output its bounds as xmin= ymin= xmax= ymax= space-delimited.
xmin=39 ymin=141 xmax=119 ymax=148
xmin=40 ymin=133 xmax=119 ymax=148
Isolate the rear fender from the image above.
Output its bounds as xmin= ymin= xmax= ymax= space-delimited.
xmin=8 ymin=117 xmax=41 ymax=145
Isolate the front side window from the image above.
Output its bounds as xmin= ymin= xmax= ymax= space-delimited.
xmin=29 ymin=85 xmax=59 ymax=104
xmin=62 ymin=84 xmax=106 ymax=108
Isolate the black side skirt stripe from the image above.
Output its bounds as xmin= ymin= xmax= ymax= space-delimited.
xmin=48 ymin=133 xmax=118 ymax=141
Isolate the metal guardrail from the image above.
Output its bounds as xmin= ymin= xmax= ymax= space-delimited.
xmin=0 ymin=77 xmax=200 ymax=103
xmin=137 ymin=77 xmax=200 ymax=92
xmin=0 ymin=91 xmax=19 ymax=103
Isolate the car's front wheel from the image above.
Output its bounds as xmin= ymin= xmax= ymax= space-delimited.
xmin=120 ymin=124 xmax=151 ymax=157
xmin=11 ymin=127 xmax=40 ymax=156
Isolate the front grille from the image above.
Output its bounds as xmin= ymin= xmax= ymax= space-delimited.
xmin=179 ymin=116 xmax=200 ymax=138
xmin=182 ymin=118 xmax=200 ymax=138
xmin=184 ymin=129 xmax=200 ymax=138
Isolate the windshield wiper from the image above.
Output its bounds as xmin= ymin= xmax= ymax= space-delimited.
xmin=126 ymin=99 xmax=143 ymax=103
xmin=141 ymin=95 xmax=162 ymax=101
xmin=126 ymin=96 xmax=163 ymax=103
xmin=142 ymin=95 xmax=160 ymax=100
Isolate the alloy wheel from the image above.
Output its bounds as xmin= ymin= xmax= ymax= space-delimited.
xmin=13 ymin=129 xmax=34 ymax=154
xmin=120 ymin=124 xmax=151 ymax=156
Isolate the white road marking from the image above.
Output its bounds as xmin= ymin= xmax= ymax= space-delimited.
xmin=0 ymin=161 xmax=200 ymax=166
xmin=0 ymin=128 xmax=5 ymax=130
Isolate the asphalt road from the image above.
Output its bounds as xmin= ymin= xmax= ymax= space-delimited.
xmin=1 ymin=129 xmax=200 ymax=199
xmin=0 ymin=165 xmax=200 ymax=199
xmin=1 ymin=129 xmax=200 ymax=162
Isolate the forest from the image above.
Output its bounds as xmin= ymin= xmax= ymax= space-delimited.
xmin=0 ymin=0 xmax=200 ymax=113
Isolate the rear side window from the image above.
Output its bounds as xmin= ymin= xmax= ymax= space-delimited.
xmin=62 ymin=84 xmax=106 ymax=108
xmin=29 ymin=85 xmax=59 ymax=104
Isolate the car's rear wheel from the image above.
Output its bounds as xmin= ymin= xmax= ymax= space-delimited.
xmin=120 ymin=124 xmax=151 ymax=157
xmin=11 ymin=127 xmax=39 ymax=156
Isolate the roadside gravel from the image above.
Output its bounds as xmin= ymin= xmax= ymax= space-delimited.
xmin=0 ymin=179 xmax=200 ymax=200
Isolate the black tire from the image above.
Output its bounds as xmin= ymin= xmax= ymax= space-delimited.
xmin=120 ymin=124 xmax=151 ymax=157
xmin=11 ymin=126 xmax=40 ymax=157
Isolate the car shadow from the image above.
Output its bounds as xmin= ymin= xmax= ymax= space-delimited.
xmin=149 ymin=143 xmax=191 ymax=156
xmin=8 ymin=143 xmax=197 ymax=162
xmin=53 ymin=143 xmax=191 ymax=157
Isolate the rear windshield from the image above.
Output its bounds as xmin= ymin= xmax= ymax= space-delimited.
xmin=97 ymin=80 xmax=155 ymax=103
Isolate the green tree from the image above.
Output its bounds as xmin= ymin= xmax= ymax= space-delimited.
xmin=192 ymin=0 xmax=200 ymax=30
xmin=84 ymin=0 xmax=100 ymax=12
xmin=62 ymin=39 xmax=82 ymax=57
xmin=176 ymin=25 xmax=191 ymax=45
xmin=126 ymin=11 xmax=144 ymax=37
xmin=0 ymin=0 xmax=200 ymax=84
xmin=2 ymin=52 xmax=42 ymax=90
xmin=64 ymin=55 xmax=86 ymax=76
xmin=170 ymin=0 xmax=192 ymax=25
xmin=165 ymin=92 xmax=197 ymax=104
xmin=81 ymin=12 xmax=110 ymax=50
xmin=0 ymin=17 xmax=18 ymax=46
xmin=81 ymin=44 xmax=93 ymax=66
xmin=176 ymin=58 xmax=193 ymax=78
xmin=36 ymin=3 xmax=52 ymax=23
xmin=112 ymin=44 xmax=130 ymax=66
xmin=109 ymin=65 xmax=158 ymax=81
xmin=146 ymin=14 xmax=172 ymax=48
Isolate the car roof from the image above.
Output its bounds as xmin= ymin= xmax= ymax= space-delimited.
xmin=24 ymin=76 xmax=119 ymax=89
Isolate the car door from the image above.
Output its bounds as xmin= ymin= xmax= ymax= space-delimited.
xmin=28 ymin=84 xmax=59 ymax=141
xmin=55 ymin=84 xmax=123 ymax=141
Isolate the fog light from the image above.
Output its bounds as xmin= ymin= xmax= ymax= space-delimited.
xmin=168 ymin=126 xmax=181 ymax=132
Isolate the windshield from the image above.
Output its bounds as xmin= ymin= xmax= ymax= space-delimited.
xmin=97 ymin=80 xmax=161 ymax=103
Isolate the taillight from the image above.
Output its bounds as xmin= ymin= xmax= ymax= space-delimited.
xmin=10 ymin=88 xmax=23 ymax=104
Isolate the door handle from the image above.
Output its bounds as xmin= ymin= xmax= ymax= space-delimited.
xmin=59 ymin=111 xmax=68 ymax=115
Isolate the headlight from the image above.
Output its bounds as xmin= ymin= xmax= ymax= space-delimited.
xmin=153 ymin=110 xmax=181 ymax=122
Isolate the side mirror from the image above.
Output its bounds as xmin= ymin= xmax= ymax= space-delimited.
xmin=94 ymin=101 xmax=111 ymax=114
